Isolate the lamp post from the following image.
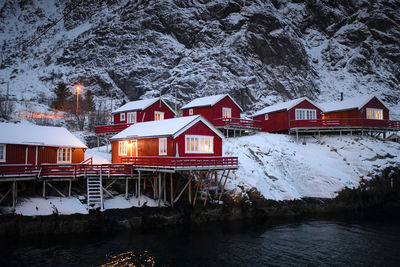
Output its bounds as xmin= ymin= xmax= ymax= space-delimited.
xmin=75 ymin=84 xmax=81 ymax=115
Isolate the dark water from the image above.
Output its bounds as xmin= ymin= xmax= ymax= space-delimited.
xmin=1 ymin=218 xmax=400 ymax=266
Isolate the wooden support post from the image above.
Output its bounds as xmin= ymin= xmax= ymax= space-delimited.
xmin=97 ymin=136 xmax=100 ymax=151
xmin=204 ymin=172 xmax=211 ymax=207
xmin=218 ymin=170 xmax=230 ymax=202
xmin=163 ymin=173 xmax=166 ymax=204
xmin=170 ymin=173 xmax=174 ymax=207
xmin=214 ymin=171 xmax=218 ymax=196
xmin=12 ymin=181 xmax=16 ymax=211
xmin=296 ymin=129 xmax=299 ymax=143
xmin=47 ymin=182 xmax=66 ymax=198
xmin=153 ymin=176 xmax=156 ymax=199
xmin=0 ymin=188 xmax=11 ymax=205
xmin=68 ymin=179 xmax=72 ymax=197
xmin=125 ymin=177 xmax=129 ymax=200
xmin=188 ymin=172 xmax=192 ymax=204
xmin=158 ymin=173 xmax=162 ymax=207
xmin=138 ymin=171 xmax=141 ymax=206
xmin=43 ymin=181 xmax=46 ymax=198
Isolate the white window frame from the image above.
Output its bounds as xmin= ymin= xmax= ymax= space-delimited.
xmin=366 ymin=108 xmax=383 ymax=120
xmin=185 ymin=135 xmax=214 ymax=154
xmin=120 ymin=113 xmax=126 ymax=121
xmin=57 ymin=148 xmax=72 ymax=163
xmin=0 ymin=144 xmax=6 ymax=162
xmin=189 ymin=109 xmax=193 ymax=115
xmin=265 ymin=114 xmax=269 ymax=120
xmin=159 ymin=138 xmax=167 ymax=155
xmin=119 ymin=141 xmax=128 ymax=156
xmin=127 ymin=111 xmax=137 ymax=123
xmin=295 ymin=109 xmax=316 ymax=120
xmin=155 ymin=111 xmax=164 ymax=121
xmin=222 ymin=107 xmax=232 ymax=119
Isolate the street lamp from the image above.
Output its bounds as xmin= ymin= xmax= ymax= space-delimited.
xmin=75 ymin=84 xmax=81 ymax=115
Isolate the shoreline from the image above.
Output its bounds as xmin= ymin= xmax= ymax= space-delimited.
xmin=0 ymin=166 xmax=399 ymax=238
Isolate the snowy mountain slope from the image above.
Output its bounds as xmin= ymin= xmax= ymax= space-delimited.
xmin=223 ymin=133 xmax=400 ymax=200
xmin=0 ymin=0 xmax=399 ymax=118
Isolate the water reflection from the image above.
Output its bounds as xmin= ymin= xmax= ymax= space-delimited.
xmin=101 ymin=250 xmax=156 ymax=267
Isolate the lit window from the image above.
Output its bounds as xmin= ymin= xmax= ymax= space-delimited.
xmin=0 ymin=144 xmax=5 ymax=162
xmin=189 ymin=109 xmax=193 ymax=115
xmin=222 ymin=107 xmax=232 ymax=119
xmin=366 ymin=108 xmax=383 ymax=120
xmin=265 ymin=114 xmax=269 ymax=120
xmin=159 ymin=138 xmax=167 ymax=155
xmin=295 ymin=109 xmax=316 ymax=120
xmin=57 ymin=148 xmax=71 ymax=163
xmin=155 ymin=111 xmax=164 ymax=121
xmin=185 ymin=135 xmax=214 ymax=153
xmin=119 ymin=141 xmax=128 ymax=156
xmin=120 ymin=113 xmax=126 ymax=121
xmin=127 ymin=112 xmax=137 ymax=123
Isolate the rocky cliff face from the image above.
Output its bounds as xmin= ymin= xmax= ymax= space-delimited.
xmin=0 ymin=0 xmax=399 ymax=116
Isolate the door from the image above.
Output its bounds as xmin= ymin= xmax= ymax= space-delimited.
xmin=130 ymin=140 xmax=137 ymax=157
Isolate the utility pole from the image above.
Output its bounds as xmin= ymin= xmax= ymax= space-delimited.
xmin=6 ymin=81 xmax=9 ymax=116
xmin=175 ymin=88 xmax=177 ymax=116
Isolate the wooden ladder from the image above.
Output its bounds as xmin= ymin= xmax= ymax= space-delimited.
xmin=87 ymin=173 xmax=104 ymax=211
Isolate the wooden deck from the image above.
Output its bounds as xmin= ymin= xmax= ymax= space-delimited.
xmin=94 ymin=123 xmax=134 ymax=135
xmin=213 ymin=117 xmax=261 ymax=130
xmin=289 ymin=119 xmax=400 ymax=132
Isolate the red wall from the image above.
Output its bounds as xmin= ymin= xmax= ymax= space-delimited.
xmin=114 ymin=100 xmax=175 ymax=124
xmin=182 ymin=95 xmax=241 ymax=125
xmin=256 ymin=99 xmax=322 ymax=132
xmin=174 ymin=121 xmax=222 ymax=157
xmin=322 ymin=97 xmax=389 ymax=120
xmin=1 ymin=144 xmax=84 ymax=165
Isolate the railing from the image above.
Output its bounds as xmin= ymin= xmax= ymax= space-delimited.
xmin=94 ymin=123 xmax=134 ymax=134
xmin=121 ymin=156 xmax=239 ymax=169
xmin=0 ymin=164 xmax=39 ymax=177
xmin=0 ymin=164 xmax=134 ymax=179
xmin=212 ymin=117 xmax=261 ymax=129
xmin=80 ymin=157 xmax=93 ymax=165
xmin=289 ymin=119 xmax=400 ymax=129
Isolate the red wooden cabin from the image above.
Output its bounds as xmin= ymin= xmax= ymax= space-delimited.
xmin=95 ymin=98 xmax=176 ymax=134
xmin=0 ymin=123 xmax=87 ymax=165
xmin=110 ymin=115 xmax=225 ymax=164
xmin=320 ymin=95 xmax=390 ymax=125
xmin=181 ymin=94 xmax=260 ymax=134
xmin=252 ymin=97 xmax=323 ymax=132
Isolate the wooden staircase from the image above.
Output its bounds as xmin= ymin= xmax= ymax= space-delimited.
xmin=87 ymin=174 xmax=103 ymax=211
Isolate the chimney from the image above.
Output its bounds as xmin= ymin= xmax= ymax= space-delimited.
xmin=340 ymin=92 xmax=343 ymax=101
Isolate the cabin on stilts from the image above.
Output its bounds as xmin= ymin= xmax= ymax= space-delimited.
xmin=110 ymin=115 xmax=238 ymax=207
xmin=0 ymin=123 xmax=88 ymax=210
xmin=94 ymin=98 xmax=177 ymax=151
xmin=181 ymin=94 xmax=260 ymax=137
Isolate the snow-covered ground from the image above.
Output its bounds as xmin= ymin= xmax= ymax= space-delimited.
xmin=224 ymin=133 xmax=400 ymax=200
xmin=85 ymin=145 xmax=112 ymax=164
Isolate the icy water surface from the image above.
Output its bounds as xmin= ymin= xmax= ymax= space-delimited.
xmin=1 ymin=218 xmax=400 ymax=266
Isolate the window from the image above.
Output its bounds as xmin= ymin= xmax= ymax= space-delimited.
xmin=265 ymin=114 xmax=269 ymax=120
xmin=159 ymin=138 xmax=167 ymax=155
xmin=120 ymin=113 xmax=126 ymax=121
xmin=185 ymin=135 xmax=214 ymax=153
xmin=222 ymin=107 xmax=232 ymax=119
xmin=295 ymin=109 xmax=316 ymax=120
xmin=189 ymin=109 xmax=193 ymax=115
xmin=127 ymin=112 xmax=137 ymax=123
xmin=57 ymin=148 xmax=71 ymax=163
xmin=119 ymin=141 xmax=128 ymax=156
xmin=0 ymin=144 xmax=5 ymax=162
xmin=155 ymin=111 xmax=164 ymax=121
xmin=366 ymin=108 xmax=383 ymax=120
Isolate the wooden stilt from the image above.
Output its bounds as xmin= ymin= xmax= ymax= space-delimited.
xmin=12 ymin=181 xmax=16 ymax=211
xmin=163 ymin=173 xmax=166 ymax=204
xmin=97 ymin=136 xmax=100 ymax=151
xmin=138 ymin=171 xmax=141 ymax=206
xmin=188 ymin=172 xmax=192 ymax=204
xmin=170 ymin=173 xmax=174 ymax=207
xmin=0 ymin=188 xmax=11 ymax=205
xmin=43 ymin=181 xmax=46 ymax=198
xmin=218 ymin=170 xmax=230 ymax=202
xmin=125 ymin=178 xmax=129 ymax=199
xmin=158 ymin=173 xmax=162 ymax=207
xmin=203 ymin=173 xmax=211 ymax=207
xmin=46 ymin=182 xmax=66 ymax=197
xmin=174 ymin=174 xmax=193 ymax=204
xmin=214 ymin=171 xmax=218 ymax=196
xmin=153 ymin=177 xmax=156 ymax=199
xmin=68 ymin=179 xmax=72 ymax=197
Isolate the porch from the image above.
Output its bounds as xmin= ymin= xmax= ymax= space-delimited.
xmin=212 ymin=117 xmax=261 ymax=137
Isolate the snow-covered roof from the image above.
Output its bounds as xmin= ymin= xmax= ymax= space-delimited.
xmin=320 ymin=95 xmax=389 ymax=113
xmin=111 ymin=115 xmax=224 ymax=140
xmin=0 ymin=123 xmax=87 ymax=148
xmin=113 ymin=98 xmax=177 ymax=115
xmin=181 ymin=94 xmax=243 ymax=111
xmin=252 ymin=97 xmax=322 ymax=117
